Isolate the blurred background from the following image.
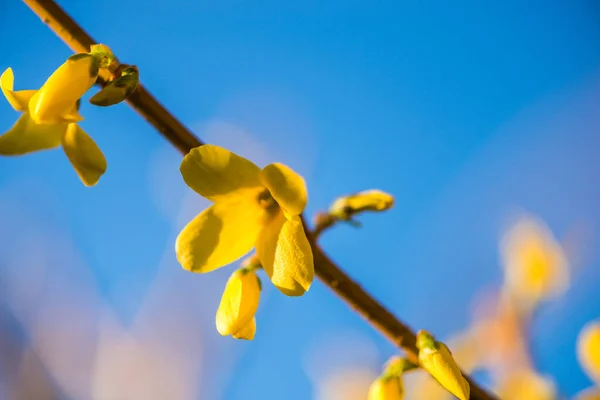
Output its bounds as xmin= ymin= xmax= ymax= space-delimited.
xmin=1 ymin=0 xmax=600 ymax=399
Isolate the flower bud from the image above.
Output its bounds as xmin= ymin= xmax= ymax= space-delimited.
xmin=368 ymin=376 xmax=403 ymax=400
xmin=330 ymin=189 xmax=394 ymax=221
xmin=417 ymin=330 xmax=470 ymax=400
xmin=90 ymin=66 xmax=139 ymax=107
xmin=216 ymin=269 xmax=261 ymax=340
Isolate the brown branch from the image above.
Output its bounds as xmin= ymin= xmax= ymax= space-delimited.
xmin=22 ymin=1 xmax=498 ymax=399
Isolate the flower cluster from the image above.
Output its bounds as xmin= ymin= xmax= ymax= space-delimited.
xmin=0 ymin=44 xmax=138 ymax=186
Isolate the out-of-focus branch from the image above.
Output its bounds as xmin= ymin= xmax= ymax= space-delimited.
xmin=22 ymin=1 xmax=497 ymax=399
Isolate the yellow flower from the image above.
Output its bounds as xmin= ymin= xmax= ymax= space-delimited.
xmin=495 ymin=369 xmax=555 ymax=400
xmin=29 ymin=53 xmax=99 ymax=124
xmin=574 ymin=387 xmax=600 ymax=400
xmin=216 ymin=268 xmax=261 ymax=340
xmin=500 ymin=214 xmax=569 ymax=309
xmin=417 ymin=330 xmax=470 ymax=400
xmin=578 ymin=321 xmax=600 ymax=384
xmin=0 ymin=68 xmax=107 ymax=186
xmin=330 ymin=189 xmax=394 ymax=220
xmin=368 ymin=377 xmax=404 ymax=400
xmin=176 ymin=144 xmax=314 ymax=296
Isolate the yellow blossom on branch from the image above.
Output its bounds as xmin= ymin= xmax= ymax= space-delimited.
xmin=176 ymin=144 xmax=314 ymax=296
xmin=216 ymin=268 xmax=261 ymax=340
xmin=0 ymin=67 xmax=106 ymax=186
xmin=416 ymin=330 xmax=470 ymax=400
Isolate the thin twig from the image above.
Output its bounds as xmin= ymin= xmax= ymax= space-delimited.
xmin=22 ymin=1 xmax=498 ymax=399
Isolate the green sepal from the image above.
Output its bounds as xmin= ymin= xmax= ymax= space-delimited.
xmin=89 ymin=65 xmax=139 ymax=107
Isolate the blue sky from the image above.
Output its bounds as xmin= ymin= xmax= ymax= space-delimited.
xmin=1 ymin=0 xmax=600 ymax=398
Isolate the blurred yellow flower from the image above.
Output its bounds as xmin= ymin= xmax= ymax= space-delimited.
xmin=577 ymin=321 xmax=600 ymax=384
xmin=176 ymin=144 xmax=314 ymax=296
xmin=574 ymin=387 xmax=600 ymax=400
xmin=416 ymin=330 xmax=470 ymax=400
xmin=495 ymin=369 xmax=555 ymax=400
xmin=216 ymin=268 xmax=261 ymax=340
xmin=0 ymin=68 xmax=106 ymax=186
xmin=368 ymin=377 xmax=403 ymax=400
xmin=501 ymin=214 xmax=569 ymax=309
xmin=330 ymin=189 xmax=394 ymax=220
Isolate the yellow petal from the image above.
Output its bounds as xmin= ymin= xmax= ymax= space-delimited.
xmin=232 ymin=317 xmax=256 ymax=340
xmin=175 ymin=199 xmax=264 ymax=273
xmin=61 ymin=124 xmax=107 ymax=186
xmin=368 ymin=377 xmax=403 ymax=400
xmin=578 ymin=321 xmax=600 ymax=384
xmin=29 ymin=54 xmax=97 ymax=124
xmin=216 ymin=269 xmax=261 ymax=338
xmin=180 ymin=144 xmax=263 ymax=202
xmin=260 ymin=162 xmax=308 ymax=217
xmin=417 ymin=332 xmax=470 ymax=400
xmin=256 ymin=213 xmax=314 ymax=296
xmin=0 ymin=112 xmax=65 ymax=155
xmin=1 ymin=68 xmax=37 ymax=112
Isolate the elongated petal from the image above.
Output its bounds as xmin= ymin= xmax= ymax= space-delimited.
xmin=368 ymin=377 xmax=404 ymax=400
xmin=578 ymin=321 xmax=600 ymax=384
xmin=1 ymin=68 xmax=37 ymax=112
xmin=61 ymin=124 xmax=107 ymax=186
xmin=256 ymin=213 xmax=314 ymax=296
xmin=176 ymin=199 xmax=264 ymax=273
xmin=232 ymin=318 xmax=256 ymax=340
xmin=260 ymin=162 xmax=307 ymax=217
xmin=216 ymin=270 xmax=261 ymax=338
xmin=180 ymin=144 xmax=262 ymax=202
xmin=0 ymin=112 xmax=65 ymax=155
xmin=29 ymin=54 xmax=98 ymax=124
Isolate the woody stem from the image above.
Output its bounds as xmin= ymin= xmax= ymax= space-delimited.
xmin=23 ymin=1 xmax=497 ymax=399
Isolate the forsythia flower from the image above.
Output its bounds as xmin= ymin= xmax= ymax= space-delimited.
xmin=494 ymin=369 xmax=555 ymax=400
xmin=0 ymin=46 xmax=112 ymax=186
xmin=330 ymin=189 xmax=394 ymax=221
xmin=416 ymin=330 xmax=470 ymax=400
xmin=216 ymin=268 xmax=261 ymax=340
xmin=176 ymin=144 xmax=314 ymax=296
xmin=500 ymin=214 xmax=569 ymax=308
xmin=577 ymin=321 xmax=600 ymax=384
xmin=368 ymin=377 xmax=403 ymax=400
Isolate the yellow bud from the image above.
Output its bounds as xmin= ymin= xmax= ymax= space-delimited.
xmin=29 ymin=54 xmax=98 ymax=124
xmin=577 ymin=321 xmax=600 ymax=384
xmin=368 ymin=377 xmax=403 ymax=400
xmin=417 ymin=330 xmax=470 ymax=400
xmin=216 ymin=269 xmax=261 ymax=340
xmin=330 ymin=189 xmax=394 ymax=220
